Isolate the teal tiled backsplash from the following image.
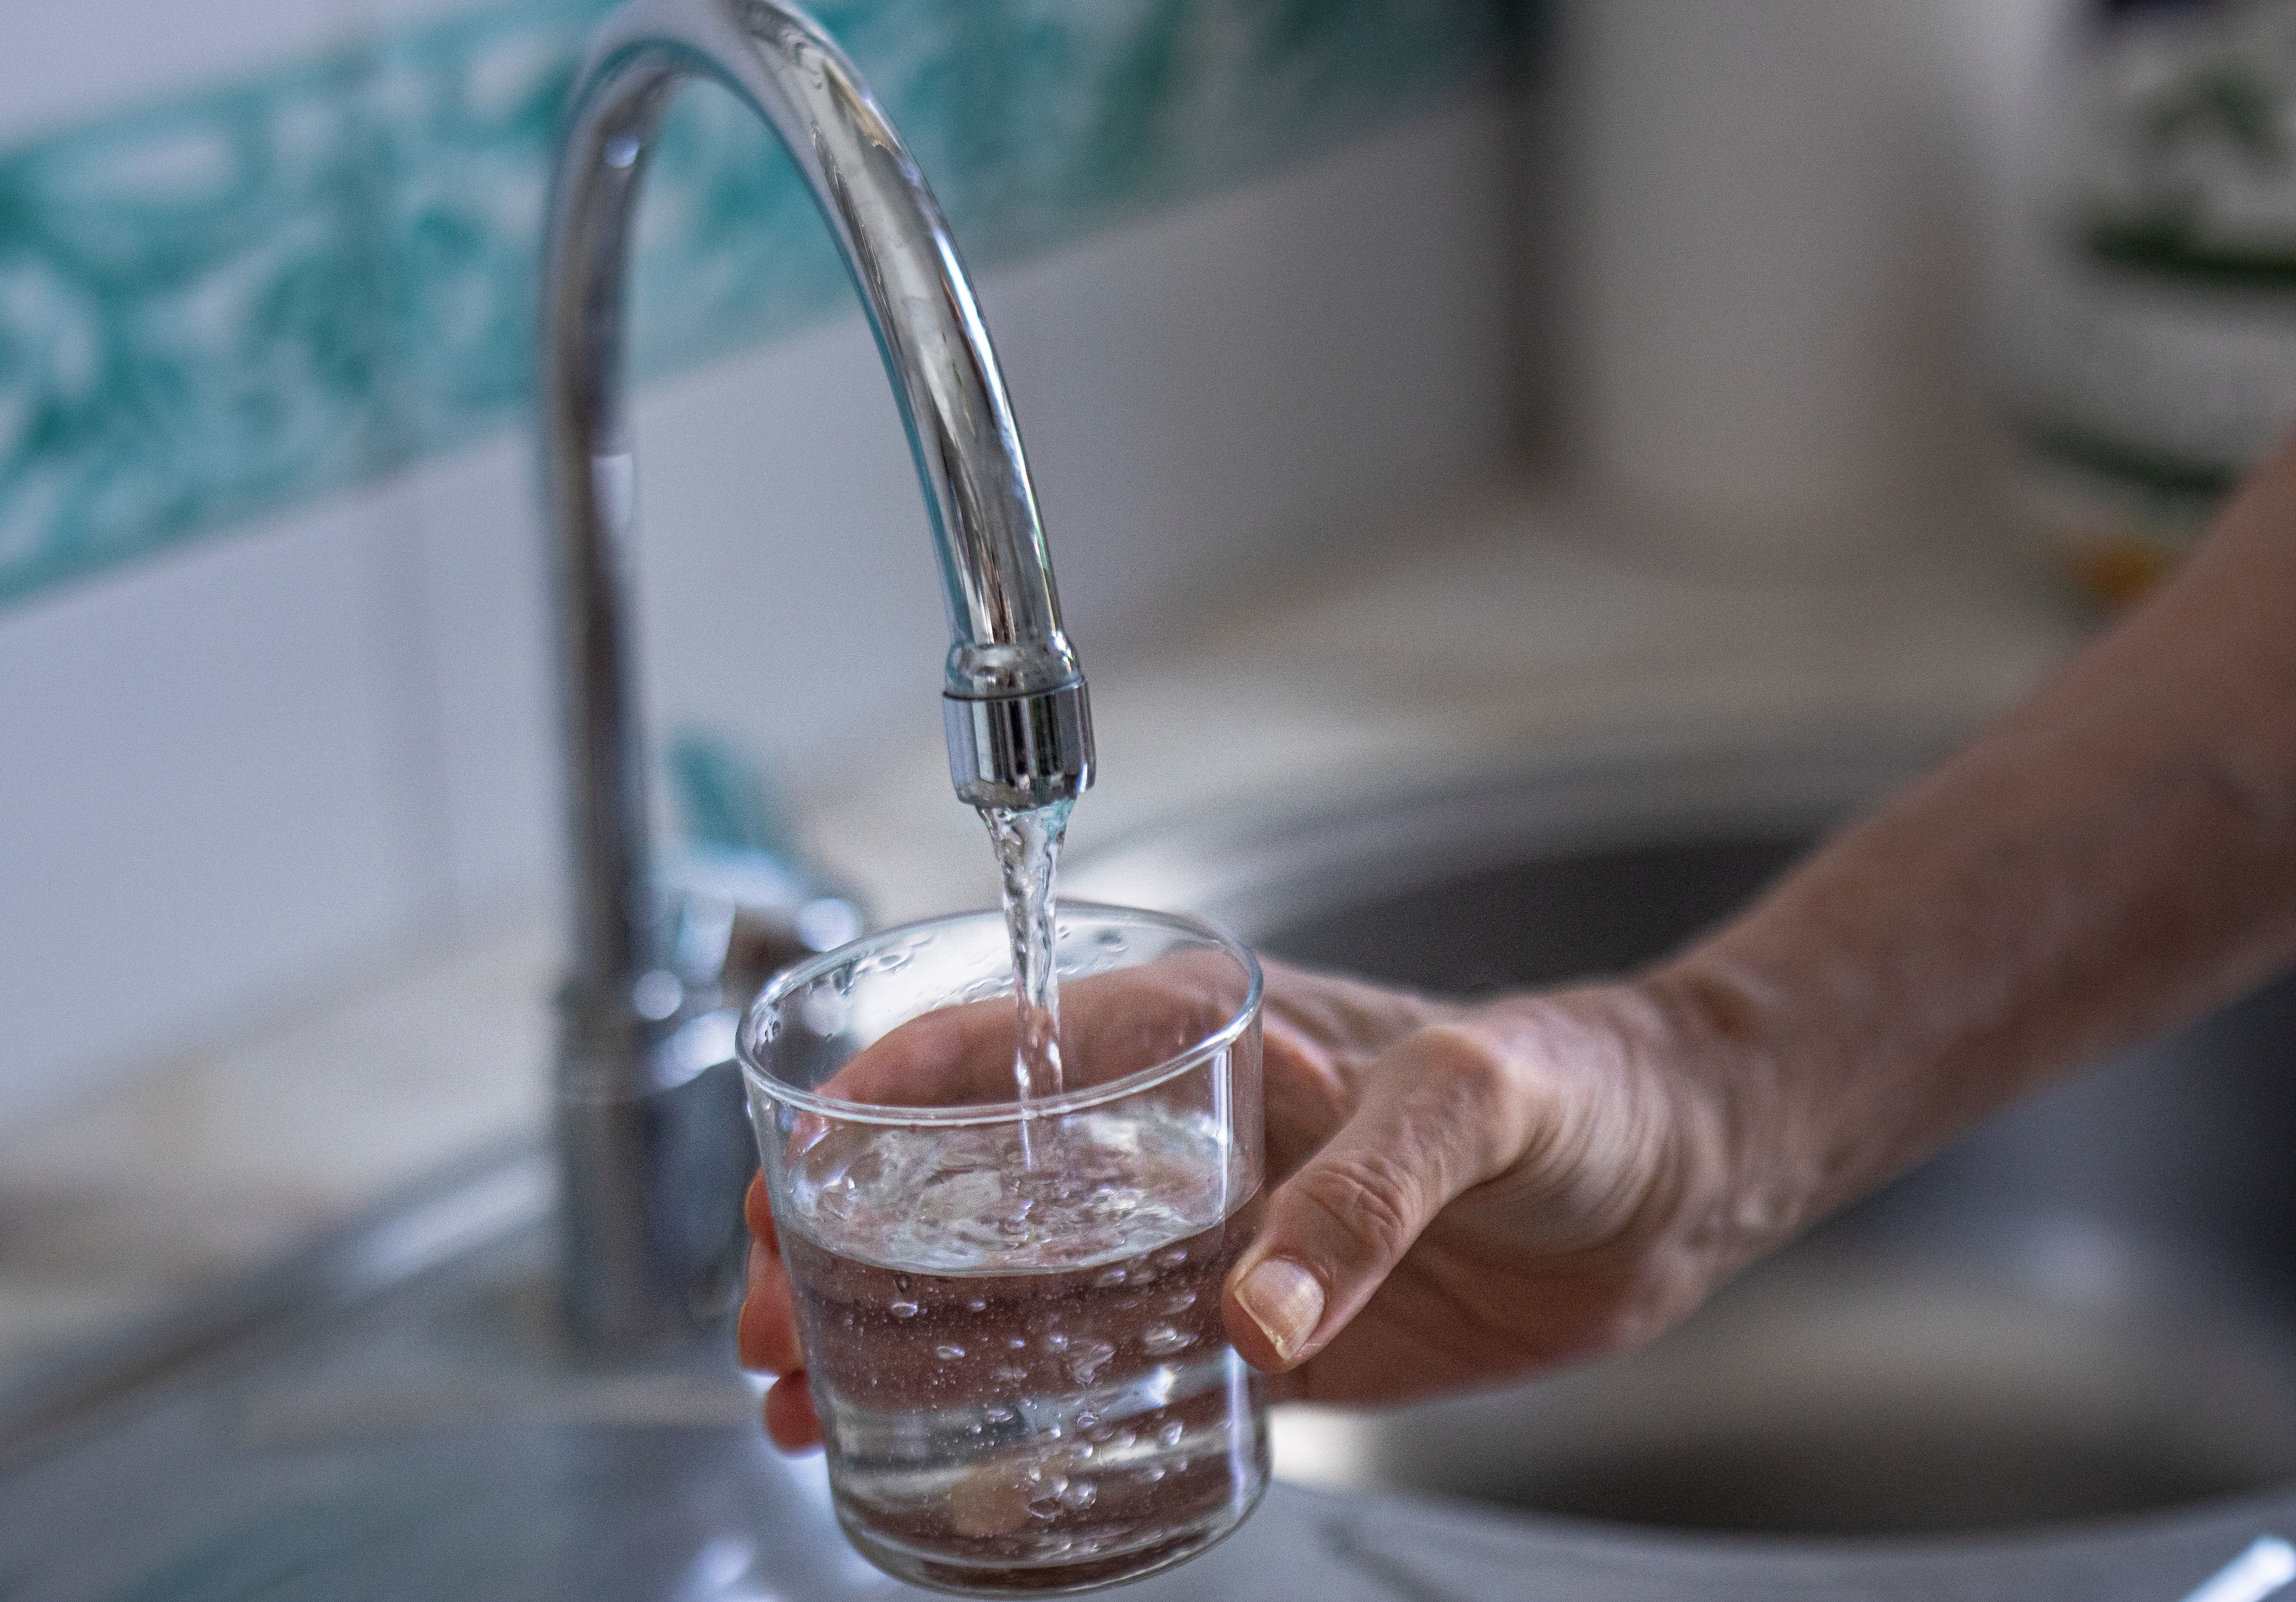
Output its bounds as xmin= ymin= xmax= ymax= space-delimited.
xmin=0 ymin=0 xmax=1520 ymax=607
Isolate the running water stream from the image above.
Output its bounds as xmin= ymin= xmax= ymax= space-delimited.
xmin=982 ymin=800 xmax=1075 ymax=1110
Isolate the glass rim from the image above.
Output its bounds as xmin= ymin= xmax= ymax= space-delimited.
xmin=736 ymin=900 xmax=1263 ymax=1127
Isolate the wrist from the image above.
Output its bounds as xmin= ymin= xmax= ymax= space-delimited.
xmin=1624 ymin=955 xmax=1827 ymax=1276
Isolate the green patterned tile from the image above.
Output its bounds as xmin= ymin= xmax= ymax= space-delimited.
xmin=0 ymin=0 xmax=1521 ymax=606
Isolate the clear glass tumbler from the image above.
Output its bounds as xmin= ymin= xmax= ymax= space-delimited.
xmin=738 ymin=902 xmax=1268 ymax=1596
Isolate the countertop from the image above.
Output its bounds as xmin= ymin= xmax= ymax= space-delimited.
xmin=0 ymin=486 xmax=2091 ymax=1383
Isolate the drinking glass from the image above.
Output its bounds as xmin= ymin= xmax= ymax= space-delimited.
xmin=738 ymin=902 xmax=1268 ymax=1595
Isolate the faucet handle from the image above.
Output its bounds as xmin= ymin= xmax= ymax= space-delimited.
xmin=944 ymin=683 xmax=1095 ymax=812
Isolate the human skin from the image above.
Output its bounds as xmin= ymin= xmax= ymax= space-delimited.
xmin=739 ymin=436 xmax=2296 ymax=1447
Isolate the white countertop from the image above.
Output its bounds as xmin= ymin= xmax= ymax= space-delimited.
xmin=0 ymin=486 xmax=2091 ymax=1379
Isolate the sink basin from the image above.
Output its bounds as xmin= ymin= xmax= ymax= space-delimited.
xmin=1068 ymin=731 xmax=2296 ymax=1538
xmin=7 ymin=730 xmax=2296 ymax=1598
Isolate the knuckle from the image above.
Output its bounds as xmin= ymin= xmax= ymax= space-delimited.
xmin=736 ymin=1279 xmax=800 ymax=1372
xmin=1400 ymin=1021 xmax=1529 ymax=1184
xmin=1412 ymin=1022 xmax=1516 ymax=1115
xmin=736 ymin=1311 xmax=772 ymax=1369
xmin=744 ymin=1176 xmax=777 ymax=1241
xmin=1291 ymin=1149 xmax=1423 ymax=1264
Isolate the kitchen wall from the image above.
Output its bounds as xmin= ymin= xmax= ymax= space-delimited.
xmin=1555 ymin=0 xmax=2072 ymax=554
xmin=0 ymin=0 xmax=1525 ymax=1128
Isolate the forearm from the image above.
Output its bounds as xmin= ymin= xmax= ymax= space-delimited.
xmin=1652 ymin=439 xmax=2296 ymax=1243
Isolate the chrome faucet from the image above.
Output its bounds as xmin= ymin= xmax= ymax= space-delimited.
xmin=538 ymin=0 xmax=1095 ymax=1352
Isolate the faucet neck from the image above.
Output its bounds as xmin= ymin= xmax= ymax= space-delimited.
xmin=540 ymin=0 xmax=1093 ymax=992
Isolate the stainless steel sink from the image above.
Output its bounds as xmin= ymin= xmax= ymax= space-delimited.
xmin=1067 ymin=730 xmax=2296 ymax=1538
xmin=7 ymin=730 xmax=2296 ymax=1598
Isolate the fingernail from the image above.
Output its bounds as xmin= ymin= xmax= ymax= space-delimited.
xmin=1235 ymin=1256 xmax=1325 ymax=1362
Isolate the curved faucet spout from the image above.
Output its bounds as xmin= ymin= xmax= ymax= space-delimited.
xmin=538 ymin=0 xmax=1094 ymax=1349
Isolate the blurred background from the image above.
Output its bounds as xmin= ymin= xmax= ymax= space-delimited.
xmin=3 ymin=0 xmax=2294 ymax=1386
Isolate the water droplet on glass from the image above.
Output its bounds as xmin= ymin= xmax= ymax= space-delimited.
xmin=1158 ymin=1419 xmax=1186 ymax=1448
xmin=935 ymin=1343 xmax=966 ymax=1360
xmin=1155 ymin=1246 xmax=1188 ymax=1268
xmin=1157 ymin=1289 xmax=1196 ymax=1315
xmin=983 ymin=1403 xmax=1015 ymax=1423
xmin=995 ymin=1365 xmax=1028 ymax=1382
xmin=1007 ymin=1335 xmax=1027 ymax=1350
xmin=889 ymin=1300 xmax=919 ymax=1319
xmin=1044 ymin=1332 xmax=1069 ymax=1352
xmin=1058 ymin=1480 xmax=1097 ymax=1510
xmin=966 ymin=1298 xmax=987 ymax=1312
xmin=1140 ymin=1324 xmax=1192 ymax=1356
xmin=1093 ymin=1266 xmax=1128 ymax=1287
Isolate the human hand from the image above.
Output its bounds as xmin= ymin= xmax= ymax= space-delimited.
xmin=739 ymin=955 xmax=1772 ymax=1444
xmin=1210 ymin=960 xmax=1768 ymax=1406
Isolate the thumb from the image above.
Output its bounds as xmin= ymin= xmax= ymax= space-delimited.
xmin=1222 ymin=1024 xmax=1525 ymax=1371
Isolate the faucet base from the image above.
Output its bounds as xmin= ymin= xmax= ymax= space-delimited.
xmin=555 ymin=1021 xmax=755 ymax=1355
